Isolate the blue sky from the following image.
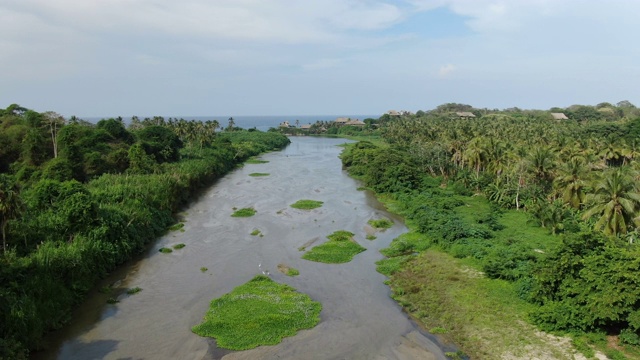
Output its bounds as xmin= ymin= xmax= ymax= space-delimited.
xmin=1 ymin=0 xmax=638 ymax=117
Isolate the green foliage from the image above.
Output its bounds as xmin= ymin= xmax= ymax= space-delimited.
xmin=290 ymin=199 xmax=324 ymax=210
xmin=530 ymin=232 xmax=640 ymax=334
xmin=167 ymin=222 xmax=184 ymax=231
xmin=375 ymin=256 xmax=410 ymax=276
xmin=302 ymin=230 xmax=366 ymax=263
xmin=200 ymin=267 xmax=208 ymax=272
xmin=126 ymin=287 xmax=142 ymax=295
xmin=286 ymin=268 xmax=300 ymax=276
xmin=172 ymin=243 xmax=186 ymax=250
xmin=192 ymin=275 xmax=321 ymax=350
xmin=159 ymin=247 xmax=173 ymax=253
xmin=245 ymin=158 xmax=269 ymax=164
xmin=231 ymin=207 xmax=256 ymax=217
xmin=250 ymin=229 xmax=261 ymax=236
xmin=0 ymin=111 xmax=290 ymax=358
xmin=249 ymin=173 xmax=269 ymax=177
xmin=368 ymin=218 xmax=393 ymax=229
xmin=135 ymin=125 xmax=182 ymax=163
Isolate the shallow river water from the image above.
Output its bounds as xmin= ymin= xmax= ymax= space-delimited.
xmin=33 ymin=137 xmax=453 ymax=360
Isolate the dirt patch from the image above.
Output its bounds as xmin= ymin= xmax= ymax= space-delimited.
xmin=277 ymin=263 xmax=291 ymax=274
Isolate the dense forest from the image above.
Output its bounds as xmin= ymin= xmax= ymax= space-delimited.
xmin=0 ymin=105 xmax=290 ymax=359
xmin=341 ymin=101 xmax=640 ymax=358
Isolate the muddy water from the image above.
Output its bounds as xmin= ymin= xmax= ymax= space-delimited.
xmin=34 ymin=137 xmax=452 ymax=360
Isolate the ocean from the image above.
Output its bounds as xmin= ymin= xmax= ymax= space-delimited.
xmin=83 ymin=115 xmax=379 ymax=132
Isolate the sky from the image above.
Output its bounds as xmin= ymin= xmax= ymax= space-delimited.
xmin=1 ymin=0 xmax=639 ymax=117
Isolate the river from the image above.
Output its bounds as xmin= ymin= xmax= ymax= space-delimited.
xmin=33 ymin=137 xmax=452 ymax=360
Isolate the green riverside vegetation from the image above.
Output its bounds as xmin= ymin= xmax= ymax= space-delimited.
xmin=301 ymin=230 xmax=366 ymax=263
xmin=192 ymin=275 xmax=321 ymax=350
xmin=341 ymin=102 xmax=640 ymax=358
xmin=231 ymin=207 xmax=257 ymax=217
xmin=249 ymin=172 xmax=270 ymax=177
xmin=0 ymin=104 xmax=290 ymax=359
xmin=367 ymin=218 xmax=393 ymax=229
xmin=290 ymin=199 xmax=324 ymax=210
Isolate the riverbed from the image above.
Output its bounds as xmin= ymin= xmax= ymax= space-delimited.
xmin=33 ymin=137 xmax=451 ymax=360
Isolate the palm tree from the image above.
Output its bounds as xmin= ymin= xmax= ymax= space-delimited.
xmin=582 ymin=167 xmax=640 ymax=236
xmin=0 ymin=175 xmax=23 ymax=253
xmin=463 ymin=137 xmax=487 ymax=176
xmin=554 ymin=158 xmax=589 ymax=209
xmin=528 ymin=146 xmax=556 ymax=187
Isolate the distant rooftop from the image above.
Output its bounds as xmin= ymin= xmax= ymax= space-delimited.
xmin=456 ymin=112 xmax=476 ymax=118
xmin=551 ymin=112 xmax=569 ymax=120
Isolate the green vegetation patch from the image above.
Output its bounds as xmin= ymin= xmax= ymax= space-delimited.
xmin=302 ymin=230 xmax=366 ymax=263
xmin=200 ymin=267 xmax=208 ymax=273
xmin=387 ymin=250 xmax=563 ymax=359
xmin=126 ymin=287 xmax=142 ymax=295
xmin=249 ymin=173 xmax=270 ymax=177
xmin=366 ymin=234 xmax=377 ymax=240
xmin=168 ymin=222 xmax=185 ymax=231
xmin=368 ymin=218 xmax=393 ymax=229
xmin=290 ymin=199 xmax=324 ymax=210
xmin=231 ymin=207 xmax=256 ymax=217
xmin=245 ymin=158 xmax=269 ymax=164
xmin=173 ymin=243 xmax=186 ymax=250
xmin=192 ymin=275 xmax=321 ymax=350
xmin=250 ymin=229 xmax=261 ymax=236
xmin=159 ymin=247 xmax=173 ymax=253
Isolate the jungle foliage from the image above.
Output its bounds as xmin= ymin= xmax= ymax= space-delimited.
xmin=0 ymin=104 xmax=290 ymax=358
xmin=342 ymin=101 xmax=640 ymax=354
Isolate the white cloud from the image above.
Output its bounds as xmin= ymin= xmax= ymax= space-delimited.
xmin=2 ymin=0 xmax=640 ymax=115
xmin=438 ymin=64 xmax=456 ymax=77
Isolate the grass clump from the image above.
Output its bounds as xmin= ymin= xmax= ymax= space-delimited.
xmin=200 ymin=267 xmax=208 ymax=272
xmin=366 ymin=234 xmax=377 ymax=240
xmin=302 ymin=230 xmax=366 ymax=264
xmin=231 ymin=207 xmax=256 ymax=217
xmin=126 ymin=287 xmax=142 ymax=295
xmin=192 ymin=275 xmax=321 ymax=350
xmin=290 ymin=200 xmax=324 ymax=210
xmin=245 ymin=158 xmax=269 ymax=164
xmin=250 ymin=229 xmax=261 ymax=236
xmin=106 ymin=298 xmax=119 ymax=304
xmin=159 ymin=247 xmax=173 ymax=253
xmin=167 ymin=222 xmax=185 ymax=231
xmin=173 ymin=243 xmax=186 ymax=250
xmin=249 ymin=173 xmax=270 ymax=177
xmin=368 ymin=218 xmax=393 ymax=229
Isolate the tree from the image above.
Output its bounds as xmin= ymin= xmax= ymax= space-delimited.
xmin=42 ymin=111 xmax=65 ymax=158
xmin=227 ymin=117 xmax=235 ymax=131
xmin=582 ymin=168 xmax=640 ymax=236
xmin=0 ymin=175 xmax=23 ymax=253
xmin=554 ymin=158 xmax=589 ymax=209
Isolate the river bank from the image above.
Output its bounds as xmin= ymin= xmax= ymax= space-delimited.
xmin=31 ymin=137 xmax=453 ymax=360
xmin=339 ymin=141 xmax=611 ymax=360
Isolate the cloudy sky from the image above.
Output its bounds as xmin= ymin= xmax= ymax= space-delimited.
xmin=1 ymin=0 xmax=638 ymax=117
